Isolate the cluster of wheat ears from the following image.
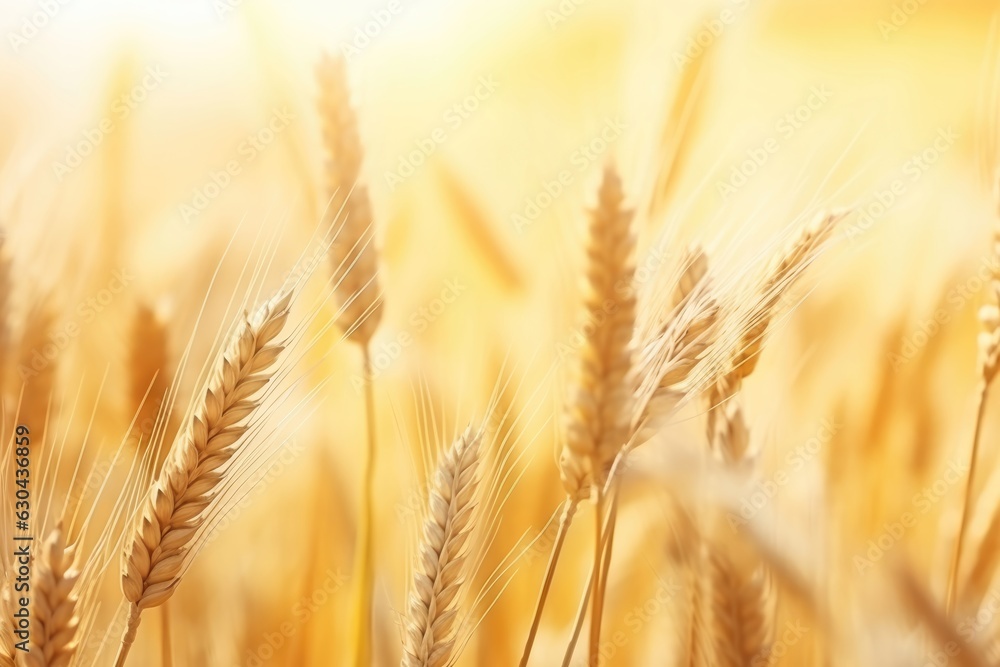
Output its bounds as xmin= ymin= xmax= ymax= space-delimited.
xmin=2 ymin=33 xmax=1000 ymax=667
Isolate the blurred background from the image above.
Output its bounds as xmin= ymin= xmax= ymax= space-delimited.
xmin=0 ymin=0 xmax=998 ymax=664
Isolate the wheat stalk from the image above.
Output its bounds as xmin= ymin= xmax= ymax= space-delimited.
xmin=23 ymin=523 xmax=80 ymax=667
xmin=402 ymin=426 xmax=483 ymax=667
xmin=317 ymin=52 xmax=385 ymax=667
xmin=947 ymin=179 xmax=1000 ymax=614
xmin=550 ymin=166 xmax=636 ymax=664
xmin=113 ymin=289 xmax=293 ymax=667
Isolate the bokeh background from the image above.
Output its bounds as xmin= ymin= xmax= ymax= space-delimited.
xmin=0 ymin=0 xmax=998 ymax=664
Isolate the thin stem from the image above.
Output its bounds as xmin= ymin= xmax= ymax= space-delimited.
xmin=596 ymin=480 xmax=622 ymax=633
xmin=351 ymin=345 xmax=377 ymax=667
xmin=945 ymin=380 xmax=990 ymax=615
xmin=519 ymin=498 xmax=579 ymax=667
xmin=564 ymin=498 xmax=617 ymax=666
xmin=160 ymin=603 xmax=173 ymax=667
xmin=588 ymin=486 xmax=606 ymax=667
xmin=562 ymin=571 xmax=593 ymax=667
xmin=113 ymin=603 xmax=142 ymax=667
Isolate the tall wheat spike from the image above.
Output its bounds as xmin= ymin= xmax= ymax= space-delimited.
xmin=24 ymin=523 xmax=80 ymax=667
xmin=317 ymin=51 xmax=385 ymax=667
xmin=114 ymin=290 xmax=293 ymax=667
xmin=553 ymin=166 xmax=637 ymax=665
xmin=558 ymin=165 xmax=637 ymax=502
xmin=402 ymin=426 xmax=483 ymax=667
xmin=317 ymin=52 xmax=383 ymax=346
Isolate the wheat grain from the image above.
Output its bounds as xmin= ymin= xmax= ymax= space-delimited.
xmin=114 ymin=289 xmax=293 ymax=667
xmin=24 ymin=523 xmax=80 ymax=667
xmin=316 ymin=52 xmax=383 ymax=346
xmin=402 ymin=426 xmax=483 ymax=667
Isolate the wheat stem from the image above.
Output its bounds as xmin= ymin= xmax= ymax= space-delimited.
xmin=946 ymin=380 xmax=990 ymax=614
xmin=352 ymin=346 xmax=378 ymax=667
xmin=518 ymin=499 xmax=578 ymax=667
xmin=588 ymin=484 xmax=606 ymax=667
xmin=113 ymin=603 xmax=142 ymax=667
xmin=161 ymin=603 xmax=173 ymax=667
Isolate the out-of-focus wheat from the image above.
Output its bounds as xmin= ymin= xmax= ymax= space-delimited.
xmin=317 ymin=53 xmax=383 ymax=346
xmin=316 ymin=51 xmax=385 ymax=667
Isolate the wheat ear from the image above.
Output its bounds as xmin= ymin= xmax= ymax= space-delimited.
xmin=553 ymin=167 xmax=636 ymax=665
xmin=114 ymin=290 xmax=293 ymax=667
xmin=402 ymin=426 xmax=483 ymax=667
xmin=558 ymin=167 xmax=637 ymax=500
xmin=317 ymin=52 xmax=383 ymax=346
xmin=24 ymin=522 xmax=80 ymax=667
xmin=729 ymin=210 xmax=847 ymax=383
xmin=705 ymin=548 xmax=771 ymax=667
xmin=947 ymin=180 xmax=1000 ymax=614
xmin=317 ymin=52 xmax=385 ymax=667
xmin=635 ymin=247 xmax=718 ymax=429
xmin=523 ymin=170 xmax=640 ymax=664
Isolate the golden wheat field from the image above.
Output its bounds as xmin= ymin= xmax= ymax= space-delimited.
xmin=3 ymin=0 xmax=1000 ymax=665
